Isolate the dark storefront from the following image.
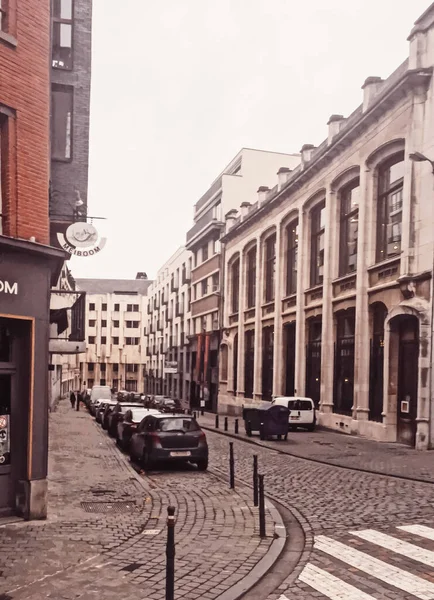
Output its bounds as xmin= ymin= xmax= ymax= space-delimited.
xmin=190 ymin=333 xmax=219 ymax=411
xmin=262 ymin=325 xmax=274 ymax=401
xmin=333 ymin=311 xmax=356 ymax=416
xmin=369 ymin=303 xmax=387 ymax=421
xmin=244 ymin=330 xmax=254 ymax=399
xmin=306 ymin=318 xmax=322 ymax=407
xmin=0 ymin=238 xmax=64 ymax=519
xmin=284 ymin=322 xmax=296 ymax=396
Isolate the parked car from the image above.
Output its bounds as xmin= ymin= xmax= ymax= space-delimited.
xmin=129 ymin=414 xmax=208 ymax=470
xmin=116 ymin=407 xmax=160 ymax=449
xmin=107 ymin=402 xmax=143 ymax=437
xmin=89 ymin=386 xmax=112 ymax=415
xmin=96 ymin=399 xmax=117 ymax=425
xmin=243 ymin=403 xmax=289 ymax=440
xmin=153 ymin=397 xmax=180 ymax=413
xmin=272 ymin=397 xmax=316 ymax=431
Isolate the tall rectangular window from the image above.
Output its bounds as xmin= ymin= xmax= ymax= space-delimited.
xmin=52 ymin=0 xmax=73 ymax=70
xmin=202 ymin=243 xmax=209 ymax=262
xmin=376 ymin=154 xmax=404 ymax=262
xmin=246 ymin=246 xmax=257 ymax=308
xmin=285 ymin=220 xmax=298 ymax=296
xmin=51 ymin=86 xmax=73 ymax=161
xmin=244 ymin=330 xmax=255 ymax=399
xmin=231 ymin=258 xmax=240 ymax=313
xmin=114 ymin=303 xmax=120 ymax=311
xmin=264 ymin=235 xmax=276 ymax=303
xmin=339 ymin=180 xmax=360 ymax=276
xmin=310 ymin=202 xmax=325 ymax=287
xmin=333 ymin=312 xmax=356 ymax=416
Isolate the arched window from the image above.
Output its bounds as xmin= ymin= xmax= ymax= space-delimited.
xmin=264 ymin=234 xmax=276 ymax=302
xmin=231 ymin=258 xmax=240 ymax=313
xmin=339 ymin=179 xmax=360 ymax=276
xmin=310 ymin=202 xmax=325 ymax=287
xmin=220 ymin=344 xmax=228 ymax=381
xmin=376 ymin=153 xmax=405 ymax=262
xmin=246 ymin=246 xmax=257 ymax=308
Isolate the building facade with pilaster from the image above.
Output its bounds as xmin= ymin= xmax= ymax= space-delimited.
xmin=219 ymin=6 xmax=434 ymax=449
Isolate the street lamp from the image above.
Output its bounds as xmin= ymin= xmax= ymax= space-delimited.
xmin=409 ymin=152 xmax=434 ymax=173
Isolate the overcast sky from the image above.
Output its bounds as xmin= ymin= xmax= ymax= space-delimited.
xmin=71 ymin=0 xmax=430 ymax=281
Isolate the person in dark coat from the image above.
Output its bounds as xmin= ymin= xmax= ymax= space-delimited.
xmin=70 ymin=391 xmax=76 ymax=409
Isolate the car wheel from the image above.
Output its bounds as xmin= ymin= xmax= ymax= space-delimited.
xmin=197 ymin=459 xmax=208 ymax=471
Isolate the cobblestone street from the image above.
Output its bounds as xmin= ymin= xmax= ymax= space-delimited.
xmin=0 ymin=402 xmax=276 ymax=600
xmin=204 ymin=420 xmax=434 ymax=599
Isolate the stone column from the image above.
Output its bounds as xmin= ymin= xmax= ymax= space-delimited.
xmin=294 ymin=209 xmax=305 ymax=395
xmin=354 ymin=166 xmax=371 ymax=422
xmin=320 ymin=189 xmax=335 ymax=413
xmin=253 ymin=236 xmax=263 ymax=401
xmin=237 ymin=250 xmax=246 ymax=397
xmin=273 ymin=224 xmax=284 ymax=396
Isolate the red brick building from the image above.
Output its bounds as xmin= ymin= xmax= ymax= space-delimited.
xmin=0 ymin=0 xmax=65 ymax=518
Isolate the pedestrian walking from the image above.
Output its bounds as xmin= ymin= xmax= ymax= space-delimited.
xmin=70 ymin=391 xmax=76 ymax=409
xmin=76 ymin=390 xmax=82 ymax=412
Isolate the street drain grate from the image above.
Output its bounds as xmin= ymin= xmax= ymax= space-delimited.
xmin=81 ymin=500 xmax=137 ymax=514
xmin=121 ymin=562 xmax=145 ymax=572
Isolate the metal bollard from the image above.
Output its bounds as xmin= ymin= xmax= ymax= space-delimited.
xmin=193 ymin=411 xmax=197 ymax=419
xmin=229 ymin=442 xmax=235 ymax=489
xmin=253 ymin=455 xmax=258 ymax=507
xmin=215 ymin=414 xmax=219 ymax=429
xmin=234 ymin=418 xmax=239 ymax=434
xmin=258 ymin=474 xmax=266 ymax=538
xmin=224 ymin=416 xmax=228 ymax=432
xmin=166 ymin=506 xmax=176 ymax=600
xmin=201 ymin=407 xmax=204 ymax=416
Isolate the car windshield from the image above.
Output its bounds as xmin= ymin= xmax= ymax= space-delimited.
xmin=287 ymin=400 xmax=312 ymax=411
xmin=156 ymin=418 xmax=199 ymax=432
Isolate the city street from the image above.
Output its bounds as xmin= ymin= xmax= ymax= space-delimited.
xmin=0 ymin=402 xmax=277 ymax=600
xmin=203 ymin=418 xmax=434 ymax=599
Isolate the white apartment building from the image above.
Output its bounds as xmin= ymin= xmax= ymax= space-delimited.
xmin=185 ymin=148 xmax=300 ymax=410
xmin=77 ymin=275 xmax=151 ymax=392
xmin=219 ymin=4 xmax=434 ymax=449
xmin=144 ymin=248 xmax=192 ymax=402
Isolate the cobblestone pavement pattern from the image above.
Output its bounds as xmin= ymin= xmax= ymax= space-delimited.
xmin=0 ymin=401 xmax=275 ymax=600
xmin=205 ymin=427 xmax=434 ymax=599
xmin=199 ymin=412 xmax=434 ymax=482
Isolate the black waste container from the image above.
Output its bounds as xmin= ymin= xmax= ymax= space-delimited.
xmin=242 ymin=403 xmax=289 ymax=440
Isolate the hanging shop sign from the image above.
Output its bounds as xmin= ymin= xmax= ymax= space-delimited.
xmin=57 ymin=222 xmax=107 ymax=257
xmin=164 ymin=361 xmax=178 ymax=374
xmin=0 ymin=414 xmax=10 ymax=465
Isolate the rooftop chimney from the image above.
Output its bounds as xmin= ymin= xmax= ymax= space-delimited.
xmin=136 ymin=272 xmax=148 ymax=280
xmin=277 ymin=167 xmax=291 ymax=191
xmin=240 ymin=202 xmax=251 ymax=220
xmin=257 ymin=186 xmax=270 ymax=207
xmin=362 ymin=77 xmax=383 ymax=112
xmin=225 ymin=209 xmax=238 ymax=233
xmin=327 ymin=114 xmax=345 ymax=145
xmin=300 ymin=144 xmax=316 ymax=168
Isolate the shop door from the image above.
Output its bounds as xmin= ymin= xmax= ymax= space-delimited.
xmin=397 ymin=317 xmax=418 ymax=446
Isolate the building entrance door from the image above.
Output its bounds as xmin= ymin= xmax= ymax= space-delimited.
xmin=397 ymin=316 xmax=418 ymax=446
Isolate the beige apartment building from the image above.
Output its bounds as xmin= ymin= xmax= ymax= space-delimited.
xmin=77 ymin=276 xmax=151 ymax=392
xmin=219 ymin=5 xmax=434 ymax=449
xmin=186 ymin=148 xmax=300 ymax=410
xmin=144 ymin=248 xmax=192 ymax=401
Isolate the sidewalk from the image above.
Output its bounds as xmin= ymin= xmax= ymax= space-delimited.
xmin=197 ymin=411 xmax=434 ymax=483
xmin=0 ymin=401 xmax=280 ymax=600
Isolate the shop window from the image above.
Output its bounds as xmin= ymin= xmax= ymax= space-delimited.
xmin=231 ymin=258 xmax=240 ymax=313
xmin=52 ymin=0 xmax=73 ymax=70
xmin=264 ymin=234 xmax=276 ymax=303
xmin=51 ymin=85 xmax=73 ymax=161
xmin=212 ymin=272 xmax=219 ymax=292
xmin=310 ymin=202 xmax=325 ymax=287
xmin=376 ymin=153 xmax=404 ymax=262
xmin=333 ymin=312 xmax=355 ymax=416
xmin=246 ymin=246 xmax=257 ymax=308
xmin=244 ymin=330 xmax=254 ymax=399
xmin=285 ymin=220 xmax=298 ymax=296
xmin=306 ymin=318 xmax=322 ymax=407
xmin=233 ymin=333 xmax=238 ymax=395
xmin=339 ymin=179 xmax=360 ymax=276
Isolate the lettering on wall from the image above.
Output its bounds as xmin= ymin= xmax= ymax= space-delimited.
xmin=0 ymin=280 xmax=18 ymax=295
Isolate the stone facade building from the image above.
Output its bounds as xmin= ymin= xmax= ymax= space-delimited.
xmin=219 ymin=6 xmax=434 ymax=449
xmin=185 ymin=148 xmax=300 ymax=410
xmin=144 ymin=248 xmax=193 ymax=401
xmin=77 ymin=276 xmax=152 ymax=393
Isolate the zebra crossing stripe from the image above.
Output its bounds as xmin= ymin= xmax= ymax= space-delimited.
xmin=350 ymin=529 xmax=434 ymax=567
xmin=399 ymin=524 xmax=434 ymax=541
xmin=315 ymin=535 xmax=434 ymax=600
xmin=299 ymin=562 xmax=376 ymax=599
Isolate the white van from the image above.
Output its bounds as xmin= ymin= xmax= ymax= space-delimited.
xmin=89 ymin=386 xmax=112 ymax=414
xmin=272 ymin=397 xmax=316 ymax=431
